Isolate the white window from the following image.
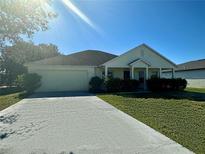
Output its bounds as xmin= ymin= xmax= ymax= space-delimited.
xmin=102 ymin=71 xmax=113 ymax=79
xmin=151 ymin=71 xmax=158 ymax=79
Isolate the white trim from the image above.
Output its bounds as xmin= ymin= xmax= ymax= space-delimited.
xmin=105 ymin=66 xmax=108 ymax=80
xmin=172 ymin=68 xmax=175 ymax=78
xmin=159 ymin=68 xmax=162 ymax=78
xmin=129 ymin=58 xmax=151 ymax=67
xmin=146 ymin=67 xmax=149 ymax=80
xmin=131 ymin=66 xmax=134 ymax=79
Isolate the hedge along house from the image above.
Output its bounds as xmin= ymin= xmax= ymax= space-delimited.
xmin=162 ymin=59 xmax=205 ymax=88
xmin=26 ymin=44 xmax=176 ymax=92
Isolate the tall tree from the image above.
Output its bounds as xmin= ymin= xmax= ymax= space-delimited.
xmin=0 ymin=41 xmax=60 ymax=85
xmin=0 ymin=0 xmax=56 ymax=48
xmin=0 ymin=52 xmax=27 ymax=86
xmin=5 ymin=41 xmax=60 ymax=64
xmin=0 ymin=0 xmax=56 ymax=85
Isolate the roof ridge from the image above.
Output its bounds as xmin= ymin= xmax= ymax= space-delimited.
xmin=178 ymin=59 xmax=205 ymax=65
xmin=66 ymin=49 xmax=117 ymax=57
xmin=26 ymin=49 xmax=117 ymax=66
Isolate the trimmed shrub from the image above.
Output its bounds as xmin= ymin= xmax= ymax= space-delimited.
xmin=89 ymin=76 xmax=104 ymax=92
xmin=175 ymin=78 xmax=187 ymax=90
xmin=147 ymin=78 xmax=187 ymax=91
xmin=15 ymin=73 xmax=41 ymax=93
xmin=121 ymin=79 xmax=140 ymax=92
xmin=105 ymin=78 xmax=122 ymax=92
xmin=105 ymin=78 xmax=139 ymax=92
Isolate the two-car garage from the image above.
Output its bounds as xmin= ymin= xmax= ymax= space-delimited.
xmin=27 ymin=65 xmax=95 ymax=92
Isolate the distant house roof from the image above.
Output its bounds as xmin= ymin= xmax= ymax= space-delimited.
xmin=28 ymin=50 xmax=117 ymax=66
xmin=177 ymin=59 xmax=205 ymax=71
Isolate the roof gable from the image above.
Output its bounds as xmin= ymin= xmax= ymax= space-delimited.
xmin=102 ymin=44 xmax=176 ymax=68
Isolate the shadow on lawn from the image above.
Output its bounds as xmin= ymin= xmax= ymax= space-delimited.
xmin=115 ymin=90 xmax=205 ymax=102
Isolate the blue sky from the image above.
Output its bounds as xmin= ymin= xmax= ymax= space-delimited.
xmin=33 ymin=0 xmax=205 ymax=64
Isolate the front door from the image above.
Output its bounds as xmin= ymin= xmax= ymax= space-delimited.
xmin=124 ymin=71 xmax=130 ymax=80
xmin=139 ymin=71 xmax=145 ymax=89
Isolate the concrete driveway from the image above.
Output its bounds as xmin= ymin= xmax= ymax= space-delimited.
xmin=0 ymin=93 xmax=192 ymax=154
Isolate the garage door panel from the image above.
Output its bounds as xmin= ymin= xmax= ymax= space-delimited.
xmin=36 ymin=70 xmax=89 ymax=92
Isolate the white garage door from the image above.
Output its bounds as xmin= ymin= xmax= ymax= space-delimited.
xmin=36 ymin=70 xmax=89 ymax=92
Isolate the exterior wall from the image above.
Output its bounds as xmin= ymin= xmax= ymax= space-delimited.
xmin=162 ymin=69 xmax=205 ymax=88
xmin=28 ymin=65 xmax=95 ymax=80
xmin=103 ymin=45 xmax=175 ymax=69
xmin=110 ymin=68 xmax=126 ymax=79
xmin=27 ymin=64 xmax=95 ymax=92
xmin=186 ymin=79 xmax=205 ymax=88
xmin=95 ymin=67 xmax=103 ymax=78
xmin=95 ymin=67 xmax=128 ymax=79
xmin=131 ymin=60 xmax=148 ymax=68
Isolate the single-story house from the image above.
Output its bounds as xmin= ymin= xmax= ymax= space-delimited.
xmin=162 ymin=59 xmax=205 ymax=88
xmin=26 ymin=44 xmax=176 ymax=92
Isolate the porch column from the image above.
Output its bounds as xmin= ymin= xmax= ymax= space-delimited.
xmin=172 ymin=68 xmax=175 ymax=78
xmin=159 ymin=68 xmax=162 ymax=78
xmin=145 ymin=67 xmax=149 ymax=80
xmin=131 ymin=66 xmax=134 ymax=79
xmin=105 ymin=66 xmax=108 ymax=80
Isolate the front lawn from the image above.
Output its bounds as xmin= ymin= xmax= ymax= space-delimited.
xmin=97 ymin=90 xmax=205 ymax=154
xmin=185 ymin=87 xmax=205 ymax=93
xmin=0 ymin=92 xmax=25 ymax=111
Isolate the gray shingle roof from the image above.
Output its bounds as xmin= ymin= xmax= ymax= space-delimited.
xmin=29 ymin=50 xmax=117 ymax=66
xmin=177 ymin=59 xmax=205 ymax=71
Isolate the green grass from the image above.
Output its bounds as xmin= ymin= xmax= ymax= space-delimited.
xmin=97 ymin=91 xmax=205 ymax=154
xmin=185 ymin=87 xmax=205 ymax=94
xmin=0 ymin=92 xmax=25 ymax=111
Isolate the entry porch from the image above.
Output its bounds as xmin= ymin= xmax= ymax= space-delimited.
xmin=97 ymin=66 xmax=175 ymax=89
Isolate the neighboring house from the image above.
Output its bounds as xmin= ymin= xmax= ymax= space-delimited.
xmin=26 ymin=44 xmax=176 ymax=92
xmin=163 ymin=59 xmax=205 ymax=88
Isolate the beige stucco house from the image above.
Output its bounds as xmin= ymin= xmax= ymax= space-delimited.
xmin=26 ymin=44 xmax=176 ymax=92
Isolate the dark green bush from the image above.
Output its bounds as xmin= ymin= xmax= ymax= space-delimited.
xmin=121 ymin=79 xmax=140 ymax=92
xmin=105 ymin=78 xmax=139 ymax=92
xmin=89 ymin=76 xmax=104 ymax=92
xmin=147 ymin=78 xmax=187 ymax=91
xmin=105 ymin=78 xmax=122 ymax=92
xmin=175 ymin=78 xmax=187 ymax=90
xmin=15 ymin=73 xmax=41 ymax=93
